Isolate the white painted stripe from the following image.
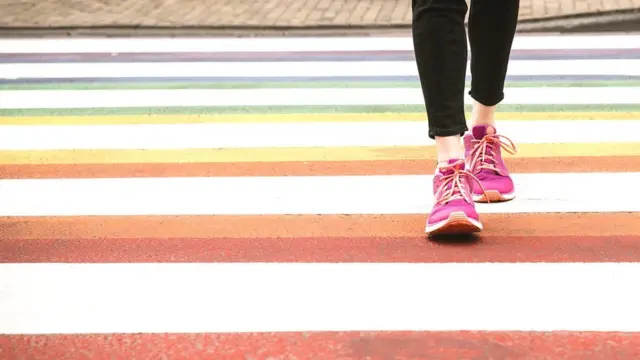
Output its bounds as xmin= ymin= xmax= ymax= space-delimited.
xmin=3 ymin=59 xmax=639 ymax=79
xmin=0 ymin=35 xmax=639 ymax=53
xmin=1 ymin=87 xmax=637 ymax=109
xmin=1 ymin=173 xmax=638 ymax=216
xmin=1 ymin=120 xmax=638 ymax=150
xmin=1 ymin=263 xmax=638 ymax=334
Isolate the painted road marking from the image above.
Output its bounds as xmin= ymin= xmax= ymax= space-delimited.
xmin=1 ymin=87 xmax=639 ymax=108
xmin=1 ymin=120 xmax=638 ymax=150
xmin=4 ymin=231 xmax=640 ymax=263
xmin=4 ymin=76 xmax=638 ymax=86
xmin=3 ymin=59 xmax=639 ymax=78
xmin=1 ymin=263 xmax=639 ymax=334
xmin=2 ymin=112 xmax=639 ymax=125
xmin=3 ymin=49 xmax=640 ymax=64
xmin=1 ymin=31 xmax=639 ymax=358
xmin=2 ymin=156 xmax=639 ymax=179
xmin=2 ymin=332 xmax=638 ymax=359
xmin=1 ymin=35 xmax=639 ymax=53
xmin=0 ymin=173 xmax=638 ymax=216
xmin=3 ymin=213 xmax=638 ymax=240
xmin=1 ymin=143 xmax=638 ymax=164
xmin=4 ymin=104 xmax=639 ymax=116
xmin=3 ymin=80 xmax=640 ymax=91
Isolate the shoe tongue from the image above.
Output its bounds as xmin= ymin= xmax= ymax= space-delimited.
xmin=471 ymin=125 xmax=500 ymax=175
xmin=438 ymin=159 xmax=465 ymax=176
xmin=436 ymin=159 xmax=468 ymax=201
xmin=472 ymin=125 xmax=496 ymax=140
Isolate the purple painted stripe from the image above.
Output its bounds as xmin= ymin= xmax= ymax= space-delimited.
xmin=1 ymin=75 xmax=638 ymax=85
xmin=1 ymin=48 xmax=639 ymax=63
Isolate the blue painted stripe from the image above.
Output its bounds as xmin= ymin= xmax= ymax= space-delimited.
xmin=1 ymin=49 xmax=639 ymax=63
xmin=1 ymin=75 xmax=639 ymax=85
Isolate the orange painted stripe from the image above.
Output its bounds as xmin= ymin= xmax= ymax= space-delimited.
xmin=1 ymin=156 xmax=638 ymax=179
xmin=3 ymin=213 xmax=636 ymax=240
xmin=2 ymin=332 xmax=639 ymax=359
xmin=4 ymin=143 xmax=638 ymax=165
xmin=4 ymin=214 xmax=637 ymax=264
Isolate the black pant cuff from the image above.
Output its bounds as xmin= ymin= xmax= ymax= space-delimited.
xmin=428 ymin=124 xmax=468 ymax=140
xmin=469 ymin=90 xmax=505 ymax=107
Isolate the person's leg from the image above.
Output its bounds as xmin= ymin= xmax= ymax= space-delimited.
xmin=463 ymin=0 xmax=520 ymax=203
xmin=468 ymin=0 xmax=519 ymax=128
xmin=412 ymin=0 xmax=484 ymax=235
xmin=412 ymin=0 xmax=468 ymax=163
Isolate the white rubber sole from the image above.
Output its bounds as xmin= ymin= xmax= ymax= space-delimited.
xmin=473 ymin=190 xmax=516 ymax=203
xmin=425 ymin=211 xmax=483 ymax=236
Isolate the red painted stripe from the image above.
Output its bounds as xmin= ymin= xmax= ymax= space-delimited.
xmin=2 ymin=235 xmax=639 ymax=263
xmin=4 ymin=213 xmax=637 ymax=240
xmin=2 ymin=332 xmax=639 ymax=359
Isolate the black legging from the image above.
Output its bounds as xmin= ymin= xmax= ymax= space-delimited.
xmin=412 ymin=0 xmax=520 ymax=139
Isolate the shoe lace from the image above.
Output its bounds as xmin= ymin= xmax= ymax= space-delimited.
xmin=468 ymin=134 xmax=517 ymax=175
xmin=435 ymin=160 xmax=489 ymax=205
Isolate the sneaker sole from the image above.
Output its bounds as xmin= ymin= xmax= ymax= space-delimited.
xmin=425 ymin=211 xmax=483 ymax=236
xmin=473 ymin=190 xmax=515 ymax=203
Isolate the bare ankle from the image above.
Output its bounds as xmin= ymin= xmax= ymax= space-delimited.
xmin=434 ymin=135 xmax=463 ymax=163
xmin=470 ymin=99 xmax=497 ymax=128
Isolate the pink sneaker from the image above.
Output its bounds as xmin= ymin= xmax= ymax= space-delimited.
xmin=463 ymin=125 xmax=518 ymax=203
xmin=425 ymin=159 xmax=488 ymax=236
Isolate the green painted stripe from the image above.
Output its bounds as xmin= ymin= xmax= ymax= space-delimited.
xmin=2 ymin=104 xmax=640 ymax=117
xmin=2 ymin=81 xmax=640 ymax=90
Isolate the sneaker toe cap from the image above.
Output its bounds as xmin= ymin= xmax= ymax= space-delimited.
xmin=475 ymin=175 xmax=514 ymax=194
xmin=428 ymin=200 xmax=479 ymax=225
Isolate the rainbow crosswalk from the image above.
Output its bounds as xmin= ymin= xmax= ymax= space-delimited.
xmin=1 ymin=34 xmax=639 ymax=359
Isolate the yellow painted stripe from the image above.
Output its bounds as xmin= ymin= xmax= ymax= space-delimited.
xmin=2 ymin=112 xmax=640 ymax=125
xmin=1 ymin=143 xmax=638 ymax=164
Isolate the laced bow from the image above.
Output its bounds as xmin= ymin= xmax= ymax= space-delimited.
xmin=435 ymin=160 xmax=489 ymax=205
xmin=468 ymin=133 xmax=517 ymax=175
